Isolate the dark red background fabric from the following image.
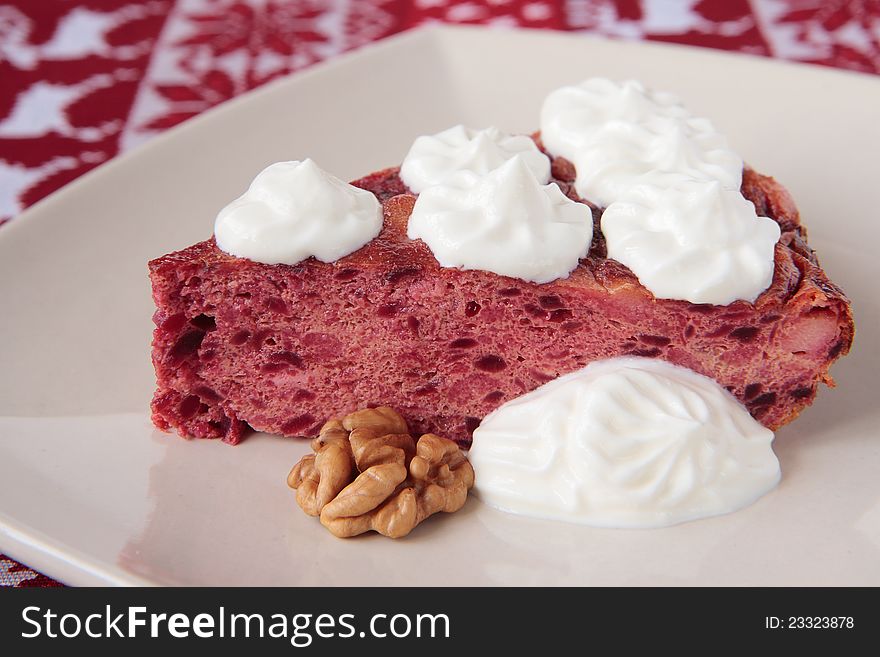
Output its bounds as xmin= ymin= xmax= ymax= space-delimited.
xmin=1 ymin=0 xmax=878 ymax=586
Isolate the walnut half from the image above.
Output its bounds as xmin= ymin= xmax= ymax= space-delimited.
xmin=287 ymin=407 xmax=475 ymax=538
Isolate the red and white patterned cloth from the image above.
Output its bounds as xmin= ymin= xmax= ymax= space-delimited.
xmin=1 ymin=0 xmax=878 ymax=586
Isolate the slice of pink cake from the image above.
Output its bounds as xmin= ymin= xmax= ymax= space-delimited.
xmin=149 ymin=161 xmax=853 ymax=447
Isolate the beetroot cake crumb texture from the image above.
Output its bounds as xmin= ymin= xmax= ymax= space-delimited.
xmin=149 ymin=154 xmax=854 ymax=447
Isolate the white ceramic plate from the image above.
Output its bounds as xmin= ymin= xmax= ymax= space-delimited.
xmin=1 ymin=26 xmax=878 ymax=586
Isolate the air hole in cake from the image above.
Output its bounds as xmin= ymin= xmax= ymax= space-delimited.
xmin=179 ymin=394 xmax=201 ymax=419
xmin=265 ymin=297 xmax=287 ymax=314
xmin=639 ymin=334 xmax=671 ymax=347
xmin=464 ymin=416 xmax=481 ymax=434
xmin=194 ymin=385 xmax=221 ymax=403
xmin=531 ymin=369 xmax=555 ymax=383
xmin=549 ymin=309 xmax=573 ymax=323
xmin=201 ymin=350 xmax=216 ymax=362
xmin=187 ymin=276 xmax=201 ymax=287
xmin=465 ymin=301 xmax=481 ymax=317
xmin=230 ymin=330 xmax=250 ymax=345
xmin=688 ymin=304 xmax=716 ymax=314
xmin=791 ymin=386 xmax=814 ymax=399
xmin=562 ymin=321 xmax=583 ymax=331
xmin=292 ymin=389 xmax=315 ymax=402
xmin=744 ymin=383 xmax=763 ymax=400
xmin=684 ymin=325 xmax=696 ymax=339
xmin=280 ymin=414 xmax=316 ymax=436
xmin=189 ymin=314 xmax=216 ymax=331
xmin=170 ymin=330 xmax=205 ymax=363
xmin=730 ymin=326 xmax=760 ymax=343
xmin=334 ymin=268 xmax=360 ymax=281
xmin=475 ymin=355 xmax=506 ymax=372
xmin=261 ymin=362 xmax=288 ymax=374
xmin=499 ymin=287 xmax=521 ymax=297
xmin=518 ymin=318 xmax=531 ymax=326
xmin=628 ymin=347 xmax=662 ymax=357
xmin=761 ymin=313 xmax=783 ymax=324
xmin=524 ymin=304 xmax=545 ymax=318
xmin=407 ymin=316 xmax=420 ymax=334
xmin=450 ymin=338 xmax=479 ymax=349
xmin=208 ymin=416 xmax=231 ymax=435
xmin=750 ymin=405 xmax=771 ymax=420
xmin=377 ymin=303 xmax=400 ymax=317
xmin=484 ymin=390 xmax=505 ymax=404
xmin=250 ymin=330 xmax=270 ymax=347
xmin=751 ymin=392 xmax=777 ymax=407
xmin=386 ymin=267 xmax=421 ymax=285
xmin=235 ymin=291 xmax=251 ymax=299
xmin=414 ymin=383 xmax=439 ymax=396
xmin=274 ymin=351 xmax=304 ymax=367
xmin=265 ymin=337 xmax=277 ymax=346
xmin=539 ymin=295 xmax=564 ymax=309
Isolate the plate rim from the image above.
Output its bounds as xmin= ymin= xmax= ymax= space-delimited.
xmin=1 ymin=510 xmax=150 ymax=586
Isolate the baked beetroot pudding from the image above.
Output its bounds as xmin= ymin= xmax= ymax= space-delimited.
xmin=149 ymin=153 xmax=854 ymax=447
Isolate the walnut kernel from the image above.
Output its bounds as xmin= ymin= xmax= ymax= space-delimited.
xmin=287 ymin=407 xmax=474 ymax=538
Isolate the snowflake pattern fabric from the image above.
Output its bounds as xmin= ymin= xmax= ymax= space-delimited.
xmin=1 ymin=0 xmax=878 ymax=585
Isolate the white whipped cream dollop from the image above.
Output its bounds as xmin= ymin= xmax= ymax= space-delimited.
xmin=400 ymin=125 xmax=551 ymax=193
xmin=540 ymin=78 xmax=742 ymax=206
xmin=214 ymin=159 xmax=382 ymax=265
xmin=469 ymin=357 xmax=780 ymax=528
xmin=407 ymin=156 xmax=593 ymax=284
xmin=601 ymin=172 xmax=781 ymax=305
